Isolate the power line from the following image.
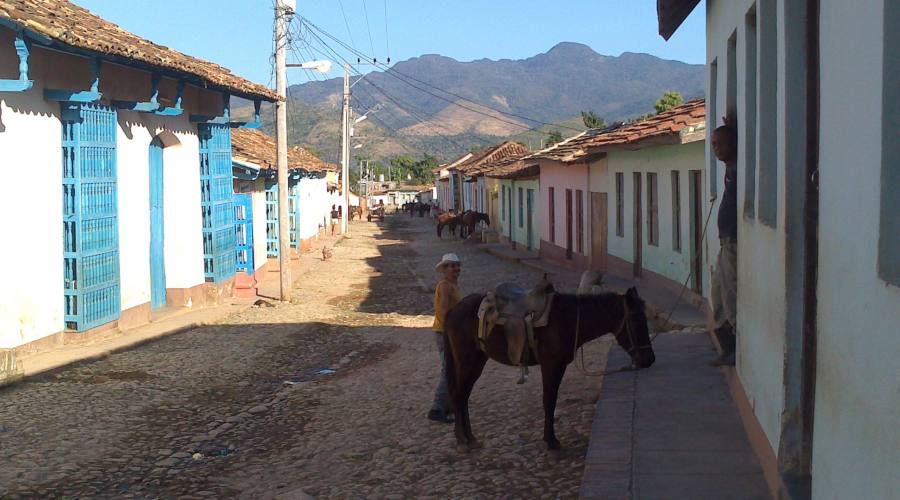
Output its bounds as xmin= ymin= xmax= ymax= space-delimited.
xmin=383 ymin=0 xmax=390 ymax=62
xmin=336 ymin=0 xmax=357 ymax=49
xmin=301 ymin=17 xmax=585 ymax=134
xmin=361 ymin=0 xmax=377 ymax=61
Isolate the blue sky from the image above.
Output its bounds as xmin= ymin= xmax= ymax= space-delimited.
xmin=75 ymin=0 xmax=705 ymax=86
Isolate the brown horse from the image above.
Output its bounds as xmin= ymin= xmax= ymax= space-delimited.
xmin=443 ymin=287 xmax=655 ymax=450
xmin=436 ymin=213 xmax=460 ymax=238
xmin=460 ymin=211 xmax=490 ymax=239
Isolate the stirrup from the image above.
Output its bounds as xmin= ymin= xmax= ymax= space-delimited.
xmin=517 ymin=365 xmax=528 ymax=384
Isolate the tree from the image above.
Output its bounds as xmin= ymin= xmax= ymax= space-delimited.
xmin=581 ymin=111 xmax=606 ymax=129
xmin=545 ymin=130 xmax=564 ymax=147
xmin=654 ymin=91 xmax=684 ymax=114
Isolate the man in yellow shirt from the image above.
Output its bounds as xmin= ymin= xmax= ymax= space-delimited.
xmin=429 ymin=253 xmax=462 ymax=423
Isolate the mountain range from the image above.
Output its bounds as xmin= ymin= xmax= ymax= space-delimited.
xmin=234 ymin=42 xmax=704 ymax=164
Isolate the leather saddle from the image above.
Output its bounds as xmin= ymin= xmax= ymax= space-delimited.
xmin=477 ymin=275 xmax=556 ymax=383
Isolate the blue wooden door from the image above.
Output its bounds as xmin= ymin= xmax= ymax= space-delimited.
xmin=61 ymin=103 xmax=121 ymax=331
xmin=234 ymin=193 xmax=254 ymax=275
xmin=149 ymin=138 xmax=166 ymax=309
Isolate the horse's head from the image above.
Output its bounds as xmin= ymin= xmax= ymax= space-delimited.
xmin=481 ymin=212 xmax=491 ymax=226
xmin=614 ymin=287 xmax=655 ymax=369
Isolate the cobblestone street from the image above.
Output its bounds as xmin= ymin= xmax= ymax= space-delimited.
xmin=0 ymin=215 xmax=610 ymax=499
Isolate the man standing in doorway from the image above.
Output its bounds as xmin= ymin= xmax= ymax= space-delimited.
xmin=710 ymin=119 xmax=738 ymax=367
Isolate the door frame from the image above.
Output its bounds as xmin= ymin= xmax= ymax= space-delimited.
xmin=149 ymin=137 xmax=166 ymax=310
xmin=590 ymin=191 xmax=608 ymax=271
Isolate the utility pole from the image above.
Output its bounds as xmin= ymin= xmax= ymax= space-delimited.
xmin=275 ymin=0 xmax=292 ymax=302
xmin=341 ymin=63 xmax=350 ymax=235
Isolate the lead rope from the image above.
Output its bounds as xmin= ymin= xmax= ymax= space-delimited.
xmin=652 ymin=199 xmax=716 ymax=343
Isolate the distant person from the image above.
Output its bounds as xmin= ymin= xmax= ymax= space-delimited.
xmin=429 ymin=253 xmax=461 ymax=423
xmin=709 ymin=117 xmax=738 ymax=367
xmin=330 ymin=205 xmax=339 ymax=236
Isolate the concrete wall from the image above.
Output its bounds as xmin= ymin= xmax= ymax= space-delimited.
xmin=538 ymin=160 xmax=589 ymax=256
xmin=0 ymin=83 xmax=64 ymax=348
xmin=607 ymin=141 xmax=705 ymax=288
xmin=812 ymin=1 xmax=900 ymax=497
xmin=498 ymin=178 xmax=540 ymax=250
xmin=707 ymin=0 xmax=787 ymax=452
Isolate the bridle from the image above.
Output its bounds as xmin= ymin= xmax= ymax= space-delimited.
xmin=572 ymin=295 xmax=653 ymax=376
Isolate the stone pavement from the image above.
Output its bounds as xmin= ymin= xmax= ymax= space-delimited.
xmin=580 ymin=332 xmax=771 ymax=499
xmin=0 ymin=215 xmax=611 ymax=498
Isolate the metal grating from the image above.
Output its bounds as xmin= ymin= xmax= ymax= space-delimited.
xmin=61 ymin=102 xmax=120 ymax=331
xmin=233 ymin=193 xmax=254 ymax=275
xmin=199 ymin=124 xmax=236 ymax=282
xmin=265 ymin=182 xmax=279 ymax=257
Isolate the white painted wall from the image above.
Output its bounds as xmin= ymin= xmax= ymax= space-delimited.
xmin=0 ymin=91 xmax=64 ymax=348
xmin=117 ymin=111 xmax=204 ymax=310
xmin=607 ymin=141 xmax=705 ymax=289
xmin=813 ymin=1 xmax=900 ymax=497
xmin=250 ymin=179 xmax=267 ymax=272
xmin=708 ymin=0 xmax=787 ymax=451
xmin=298 ymin=177 xmax=329 ymax=240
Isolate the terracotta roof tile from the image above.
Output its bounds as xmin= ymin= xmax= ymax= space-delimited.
xmin=0 ymin=0 xmax=278 ymax=101
xmin=456 ymin=141 xmax=530 ymax=175
xmin=480 ymin=153 xmax=539 ymax=180
xmin=528 ymin=99 xmax=706 ymax=163
xmin=232 ymin=129 xmax=334 ymax=173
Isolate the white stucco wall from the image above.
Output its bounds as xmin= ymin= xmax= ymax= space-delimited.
xmin=812 ymin=1 xmax=900 ymax=497
xmin=0 ymin=91 xmax=64 ymax=348
xmin=607 ymin=141 xmax=705 ymax=288
xmin=117 ymin=111 xmax=204 ymax=310
xmin=251 ymin=179 xmax=267 ymax=272
xmin=708 ymin=0 xmax=787 ymax=451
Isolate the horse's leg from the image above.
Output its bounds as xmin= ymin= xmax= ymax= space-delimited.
xmin=540 ymin=361 xmax=568 ymax=450
xmin=458 ymin=352 xmax=487 ymax=447
xmin=448 ymin=346 xmax=487 ymax=449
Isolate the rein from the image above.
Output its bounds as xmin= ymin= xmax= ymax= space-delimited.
xmin=572 ymin=295 xmax=652 ymax=377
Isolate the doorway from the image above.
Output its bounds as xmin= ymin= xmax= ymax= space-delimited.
xmin=149 ymin=137 xmax=166 ymax=309
xmin=689 ymin=170 xmax=704 ymax=294
xmin=633 ymin=173 xmax=643 ymax=277
xmin=590 ymin=192 xmax=608 ymax=270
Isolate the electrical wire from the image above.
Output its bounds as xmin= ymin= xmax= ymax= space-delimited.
xmin=301 ymin=17 xmax=585 ymax=134
xmin=383 ymin=0 xmax=390 ymax=62
xmin=336 ymin=0 xmax=357 ymax=49
xmin=361 ymin=0 xmax=377 ymax=61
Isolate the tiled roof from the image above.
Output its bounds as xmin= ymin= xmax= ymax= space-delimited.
xmin=232 ymin=129 xmax=334 ymax=173
xmin=457 ymin=141 xmax=531 ymax=175
xmin=483 ymin=154 xmax=539 ymax=180
xmin=528 ymin=99 xmax=706 ymax=163
xmin=440 ymin=152 xmax=474 ymax=171
xmin=0 ymin=0 xmax=278 ymax=101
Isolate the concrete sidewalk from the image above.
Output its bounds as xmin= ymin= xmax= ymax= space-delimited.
xmin=580 ymin=332 xmax=771 ymax=499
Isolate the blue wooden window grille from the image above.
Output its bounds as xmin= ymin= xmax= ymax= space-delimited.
xmin=233 ymin=193 xmax=254 ymax=275
xmin=289 ymin=184 xmax=299 ymax=248
xmin=61 ymin=103 xmax=120 ymax=331
xmin=265 ymin=183 xmax=279 ymax=257
xmin=199 ymin=124 xmax=236 ymax=282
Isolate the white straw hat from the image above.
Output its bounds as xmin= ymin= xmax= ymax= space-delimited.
xmin=435 ymin=253 xmax=461 ymax=270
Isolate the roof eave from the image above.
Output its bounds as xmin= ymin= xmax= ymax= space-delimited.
xmin=657 ymin=0 xmax=702 ymax=40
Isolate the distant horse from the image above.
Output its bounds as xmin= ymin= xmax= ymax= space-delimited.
xmin=437 ymin=213 xmax=460 ymax=238
xmin=460 ymin=211 xmax=490 ymax=239
xmin=418 ymin=203 xmax=429 ymax=217
xmin=443 ymin=286 xmax=655 ymax=451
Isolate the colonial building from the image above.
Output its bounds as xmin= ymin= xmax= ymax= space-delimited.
xmin=454 ymin=141 xmax=530 ymax=215
xmin=659 ymin=1 xmax=899 ymax=497
xmin=230 ymin=129 xmax=336 ymax=296
xmin=485 ymin=156 xmax=541 ymax=252
xmin=0 ymin=0 xmax=277 ymax=379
